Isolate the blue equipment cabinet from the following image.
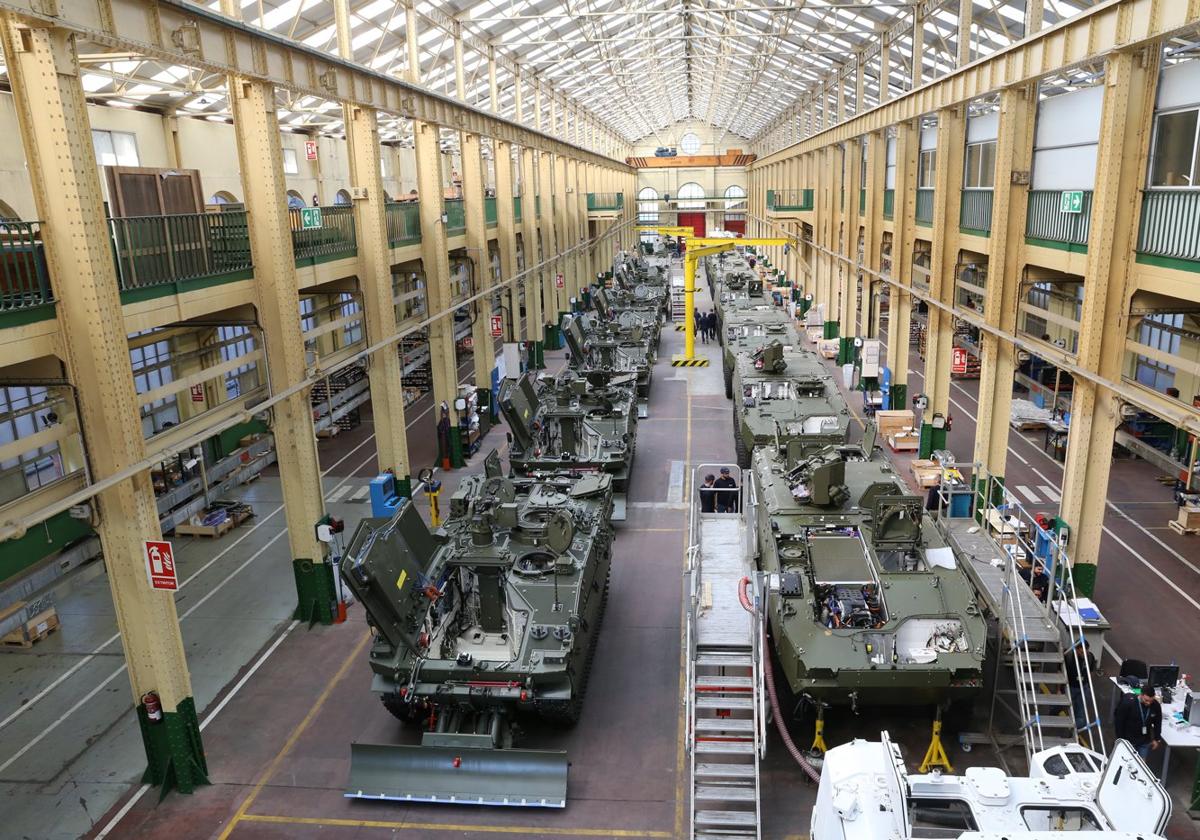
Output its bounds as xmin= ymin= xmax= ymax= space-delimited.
xmin=369 ymin=473 xmax=406 ymax=518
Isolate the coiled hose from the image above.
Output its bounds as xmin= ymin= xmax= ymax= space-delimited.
xmin=738 ymin=576 xmax=822 ymax=784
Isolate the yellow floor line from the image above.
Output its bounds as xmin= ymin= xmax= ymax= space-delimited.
xmin=238 ymin=813 xmax=673 ymax=837
xmin=218 ymin=630 xmax=372 ymax=840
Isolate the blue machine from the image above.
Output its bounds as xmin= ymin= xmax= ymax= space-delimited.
xmin=369 ymin=473 xmax=406 ymax=518
xmin=880 ymin=366 xmax=893 ymax=411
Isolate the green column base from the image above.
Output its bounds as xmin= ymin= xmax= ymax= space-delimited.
xmin=836 ymin=336 xmax=856 ymax=366
xmin=293 ymin=558 xmax=336 ymax=626
xmin=890 ymin=382 xmax=907 ymax=411
xmin=1072 ymin=562 xmax=1097 ymax=598
xmin=973 ymin=475 xmax=1004 ymax=524
xmin=918 ymin=423 xmax=948 ymax=459
xmin=476 ymin=387 xmax=493 ymax=433
xmin=798 ymin=298 xmax=811 ymax=315
xmin=394 ymin=475 xmax=412 ymax=499
xmin=823 ymin=320 xmax=839 ymax=340
xmin=449 ymin=426 xmax=465 ymax=468
xmin=138 ymin=696 xmax=208 ymax=799
xmin=533 ymin=340 xmax=546 ymax=369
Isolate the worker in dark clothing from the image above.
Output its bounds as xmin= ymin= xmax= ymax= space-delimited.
xmin=705 ymin=311 xmax=718 ymax=343
xmin=1114 ymin=685 xmax=1163 ymax=761
xmin=714 ymin=467 xmax=738 ymax=513
xmin=696 ymin=308 xmax=707 ymax=344
xmin=699 ymin=474 xmax=717 ymax=512
xmin=1064 ymin=640 xmax=1098 ymax=732
xmin=1019 ymin=560 xmax=1050 ymax=602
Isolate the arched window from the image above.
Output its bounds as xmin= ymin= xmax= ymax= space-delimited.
xmin=723 ymin=185 xmax=746 ymax=210
xmin=679 ymin=132 xmax=702 ymax=156
xmin=210 ymin=191 xmax=240 ymax=205
xmin=286 ymin=191 xmax=306 ymax=210
xmin=676 ymin=182 xmax=706 ymax=210
xmin=335 ymin=189 xmax=352 ymax=206
xmin=637 ymin=187 xmax=659 ymax=224
xmin=0 ymin=200 xmax=21 ymax=221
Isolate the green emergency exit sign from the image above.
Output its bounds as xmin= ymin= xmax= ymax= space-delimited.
xmin=300 ymin=207 xmax=323 ymax=229
xmin=1060 ymin=191 xmax=1084 ymax=214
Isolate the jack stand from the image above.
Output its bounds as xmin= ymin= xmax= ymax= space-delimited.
xmin=810 ymin=703 xmax=829 ymax=755
xmin=919 ymin=709 xmax=954 ymax=773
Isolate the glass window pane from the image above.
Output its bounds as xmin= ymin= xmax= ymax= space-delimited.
xmin=282 ymin=148 xmax=300 ymax=175
xmin=113 ymin=132 xmax=140 ymax=166
xmin=1150 ymin=109 xmax=1198 ymax=187
xmin=964 ymin=144 xmax=981 ymax=188
xmin=979 ymin=141 xmax=996 ymax=188
xmin=92 ymin=130 xmax=116 ymax=166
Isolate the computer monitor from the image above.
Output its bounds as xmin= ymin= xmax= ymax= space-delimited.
xmin=1146 ymin=664 xmax=1180 ymax=689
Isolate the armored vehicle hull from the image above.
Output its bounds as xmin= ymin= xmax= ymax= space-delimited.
xmin=562 ymin=312 xmax=654 ymax=402
xmin=751 ymin=441 xmax=986 ymax=708
xmin=719 ymin=313 xmax=800 ymax=397
xmin=731 ymin=341 xmax=851 ymax=467
xmin=339 ymin=463 xmax=614 ymax=806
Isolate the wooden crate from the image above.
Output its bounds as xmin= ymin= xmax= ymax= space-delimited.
xmin=876 ymin=409 xmax=916 ymax=441
xmin=888 ymin=433 xmax=919 ymax=452
xmin=2 ymin=605 xmax=60 ymax=648
xmin=817 ymin=339 xmax=839 ymax=359
xmin=910 ymin=459 xmax=942 ymax=488
xmin=1168 ymin=505 xmax=1200 ymax=535
xmin=176 ymin=517 xmax=235 ymax=538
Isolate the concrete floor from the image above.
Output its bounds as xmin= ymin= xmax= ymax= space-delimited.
xmin=2 ymin=260 xmax=1198 ymax=839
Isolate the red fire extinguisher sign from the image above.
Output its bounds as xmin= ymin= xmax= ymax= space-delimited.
xmin=555 ymin=273 xmax=565 ymax=289
xmin=490 ymin=315 xmax=503 ymax=337
xmin=951 ymin=347 xmax=968 ymax=375
xmin=144 ymin=540 xmax=178 ymax=591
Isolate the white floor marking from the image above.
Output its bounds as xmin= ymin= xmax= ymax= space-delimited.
xmin=327 ymin=484 xmax=353 ymax=502
xmin=351 ymin=486 xmax=370 ymax=501
xmin=1039 ymin=485 xmax=1061 ymax=502
xmin=1013 ymin=485 xmax=1041 ymax=503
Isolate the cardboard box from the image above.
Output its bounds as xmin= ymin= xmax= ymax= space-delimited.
xmin=817 ymin=339 xmax=839 ymax=359
xmin=910 ymin=459 xmax=942 ymax=488
xmin=876 ymin=409 xmax=916 ymax=440
xmin=2 ymin=605 xmax=59 ymax=647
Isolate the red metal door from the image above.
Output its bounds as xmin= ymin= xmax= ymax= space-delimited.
xmin=677 ymin=212 xmax=706 ymax=238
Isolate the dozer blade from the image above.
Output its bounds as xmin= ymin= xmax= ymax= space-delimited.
xmin=345 ymin=742 xmax=568 ymax=808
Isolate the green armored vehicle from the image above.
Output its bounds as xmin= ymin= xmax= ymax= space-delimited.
xmin=720 ymin=311 xmax=800 ymax=397
xmin=561 ymin=312 xmax=654 ymax=404
xmin=751 ymin=435 xmax=986 ymax=709
xmin=338 ymin=457 xmax=614 ymax=807
xmin=500 ymin=370 xmax=635 ymax=517
xmin=731 ymin=341 xmax=851 ymax=467
xmin=591 ymin=287 xmax=663 ymax=351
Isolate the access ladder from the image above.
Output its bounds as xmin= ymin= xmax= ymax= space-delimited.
xmin=685 ymin=465 xmax=763 ymax=839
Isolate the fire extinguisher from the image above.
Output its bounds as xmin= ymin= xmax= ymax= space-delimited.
xmin=142 ymin=691 xmax=163 ymax=723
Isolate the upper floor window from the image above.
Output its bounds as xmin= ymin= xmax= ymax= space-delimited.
xmin=679 ymin=132 xmax=702 ymax=155
xmin=677 ymin=181 xmax=706 ymax=210
xmin=282 ymin=148 xmax=300 ymax=175
xmin=637 ymin=187 xmax=659 ymax=224
xmin=918 ymin=149 xmax=937 ymax=188
xmin=1149 ymin=107 xmax=1199 ymax=187
xmin=92 ymin=130 xmax=139 ymax=167
xmin=964 ymin=141 xmax=996 ymax=189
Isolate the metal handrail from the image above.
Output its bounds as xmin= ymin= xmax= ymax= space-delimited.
xmin=0 ymin=220 xmax=53 ymax=311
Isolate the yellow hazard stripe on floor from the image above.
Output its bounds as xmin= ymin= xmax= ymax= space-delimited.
xmin=671 ymin=358 xmax=710 ymax=367
xmin=674 ymin=324 xmax=687 ymax=331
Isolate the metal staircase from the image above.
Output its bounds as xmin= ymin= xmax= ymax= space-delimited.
xmin=685 ymin=465 xmax=763 ymax=840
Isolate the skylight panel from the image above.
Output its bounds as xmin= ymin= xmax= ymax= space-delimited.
xmin=82 ymin=73 xmax=111 ymax=92
xmin=260 ymin=0 xmax=304 ymax=31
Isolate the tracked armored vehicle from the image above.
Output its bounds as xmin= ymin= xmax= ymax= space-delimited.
xmin=731 ymin=341 xmax=851 ymax=467
xmin=500 ymin=370 xmax=635 ymax=517
xmin=339 ymin=457 xmax=614 ymax=807
xmin=561 ymin=312 xmax=655 ymax=404
xmin=751 ymin=434 xmax=987 ymax=708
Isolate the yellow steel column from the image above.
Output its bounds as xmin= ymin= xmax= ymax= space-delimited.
xmin=1 ymin=15 xmax=206 ymax=792
xmin=567 ymin=156 xmax=584 ymax=300
xmin=919 ymin=106 xmax=965 ymax=457
xmin=887 ymin=119 xmax=917 ymax=410
xmin=537 ymin=149 xmax=557 ymax=343
xmin=553 ymin=153 xmax=570 ymax=313
xmin=972 ymin=85 xmax=1036 ymax=499
xmin=519 ymin=145 xmax=545 ymax=365
xmin=461 ymin=131 xmax=494 ymax=430
xmin=1059 ymin=49 xmax=1160 ymax=596
xmin=335 ymin=0 xmax=409 ymax=484
xmin=414 ymin=121 xmax=462 ymax=460
xmin=863 ymin=132 xmax=884 ymax=338
xmin=228 ymin=79 xmax=330 ymax=616
xmin=494 ymin=140 xmax=521 ymax=342
xmin=840 ymin=138 xmax=863 ymax=360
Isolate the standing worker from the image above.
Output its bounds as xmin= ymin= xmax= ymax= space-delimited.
xmin=1114 ymin=683 xmax=1163 ymax=762
xmin=699 ymin=474 xmax=717 ymax=513
xmin=694 ymin=308 xmax=703 ymax=342
xmin=1064 ymin=640 xmax=1097 ymax=733
xmin=714 ymin=467 xmax=738 ymax=514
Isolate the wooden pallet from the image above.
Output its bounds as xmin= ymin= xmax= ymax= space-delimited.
xmin=2 ymin=607 xmax=60 ymax=648
xmin=175 ymin=518 xmax=235 ymax=538
xmin=1167 ymin=520 xmax=1198 ymax=536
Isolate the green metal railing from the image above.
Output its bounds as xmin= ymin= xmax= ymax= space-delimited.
xmin=883 ymin=189 xmax=895 ymax=219
xmin=485 ymin=196 xmax=497 ymax=226
xmin=1138 ymin=190 xmax=1200 ymax=265
xmin=385 ymin=202 xmax=421 ymax=246
xmin=536 ymin=195 xmax=541 ymax=217
xmin=587 ymin=192 xmax=624 ymax=211
xmin=444 ymin=199 xmax=466 ymax=235
xmin=289 ymin=205 xmax=356 ymax=262
xmin=960 ymin=189 xmax=994 ymax=235
xmin=514 ymin=196 xmax=522 ymax=222
xmin=859 ymin=189 xmax=866 ymax=215
xmin=0 ymin=221 xmax=52 ymax=312
xmin=1025 ymin=190 xmax=1092 ymax=250
xmin=769 ymin=189 xmax=814 ymax=211
xmin=110 ymin=211 xmax=252 ymax=290
xmin=915 ymin=189 xmax=935 ymax=226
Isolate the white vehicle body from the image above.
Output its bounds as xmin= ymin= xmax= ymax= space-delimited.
xmin=811 ymin=733 xmax=1171 ymax=840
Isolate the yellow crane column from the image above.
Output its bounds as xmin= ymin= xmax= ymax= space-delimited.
xmin=918 ymin=106 xmax=966 ymax=458
xmin=494 ymin=140 xmax=521 ymax=344
xmin=415 ymin=120 xmax=463 ymax=466
xmin=886 ymin=119 xmax=918 ymax=410
xmin=971 ymin=85 xmax=1036 ymax=505
xmin=519 ymin=145 xmax=545 ymax=367
xmin=334 ymin=0 xmax=410 ymax=490
xmin=1059 ymin=49 xmax=1160 ymax=596
xmin=2 ymin=14 xmax=206 ymax=794
xmin=229 ymin=78 xmax=331 ymax=619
